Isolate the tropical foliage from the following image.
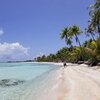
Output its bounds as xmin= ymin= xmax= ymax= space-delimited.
xmin=85 ymin=38 xmax=100 ymax=65
xmin=87 ymin=0 xmax=100 ymax=37
xmin=35 ymin=0 xmax=100 ymax=66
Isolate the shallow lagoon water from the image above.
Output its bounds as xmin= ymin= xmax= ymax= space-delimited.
xmin=0 ymin=62 xmax=56 ymax=80
xmin=0 ymin=62 xmax=59 ymax=100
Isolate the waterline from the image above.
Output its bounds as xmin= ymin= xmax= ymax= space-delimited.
xmin=0 ymin=62 xmax=60 ymax=100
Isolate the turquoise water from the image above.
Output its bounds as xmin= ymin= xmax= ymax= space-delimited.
xmin=0 ymin=62 xmax=56 ymax=80
xmin=0 ymin=62 xmax=59 ymax=100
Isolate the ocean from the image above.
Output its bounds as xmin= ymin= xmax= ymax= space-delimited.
xmin=0 ymin=62 xmax=60 ymax=100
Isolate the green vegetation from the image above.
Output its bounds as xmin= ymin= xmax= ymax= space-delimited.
xmin=35 ymin=0 xmax=100 ymax=66
xmin=87 ymin=0 xmax=100 ymax=37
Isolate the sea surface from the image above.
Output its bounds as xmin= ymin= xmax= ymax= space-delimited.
xmin=0 ymin=62 xmax=59 ymax=100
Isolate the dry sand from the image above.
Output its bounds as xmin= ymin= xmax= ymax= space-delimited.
xmin=55 ymin=63 xmax=100 ymax=100
xmin=31 ymin=62 xmax=100 ymax=100
xmin=18 ymin=62 xmax=100 ymax=100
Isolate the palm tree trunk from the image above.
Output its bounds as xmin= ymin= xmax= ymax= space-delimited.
xmin=75 ymin=33 xmax=83 ymax=61
xmin=75 ymin=33 xmax=81 ymax=48
xmin=90 ymin=33 xmax=95 ymax=41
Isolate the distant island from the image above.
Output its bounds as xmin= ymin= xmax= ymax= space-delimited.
xmin=7 ymin=60 xmax=34 ymax=63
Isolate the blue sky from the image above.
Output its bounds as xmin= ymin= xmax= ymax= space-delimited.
xmin=0 ymin=0 xmax=93 ymax=61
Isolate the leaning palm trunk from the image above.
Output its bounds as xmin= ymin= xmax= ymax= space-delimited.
xmin=74 ymin=33 xmax=83 ymax=61
xmin=75 ymin=34 xmax=82 ymax=48
xmin=90 ymin=33 xmax=96 ymax=41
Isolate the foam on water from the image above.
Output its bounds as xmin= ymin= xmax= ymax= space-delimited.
xmin=0 ymin=62 xmax=59 ymax=100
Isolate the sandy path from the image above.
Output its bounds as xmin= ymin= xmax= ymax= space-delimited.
xmin=63 ymin=65 xmax=100 ymax=100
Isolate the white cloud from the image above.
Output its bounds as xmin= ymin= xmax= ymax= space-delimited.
xmin=0 ymin=29 xmax=4 ymax=36
xmin=0 ymin=42 xmax=29 ymax=61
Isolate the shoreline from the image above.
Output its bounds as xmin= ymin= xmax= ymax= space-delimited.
xmin=30 ymin=62 xmax=100 ymax=100
xmin=0 ymin=62 xmax=100 ymax=100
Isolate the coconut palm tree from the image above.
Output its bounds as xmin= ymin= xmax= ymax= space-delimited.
xmin=69 ymin=25 xmax=83 ymax=61
xmin=60 ymin=25 xmax=83 ymax=61
xmin=69 ymin=25 xmax=82 ymax=48
xmin=85 ymin=28 xmax=96 ymax=41
xmin=88 ymin=0 xmax=100 ymax=37
xmin=60 ymin=27 xmax=72 ymax=47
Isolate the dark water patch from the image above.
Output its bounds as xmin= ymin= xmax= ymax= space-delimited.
xmin=0 ymin=79 xmax=25 ymax=87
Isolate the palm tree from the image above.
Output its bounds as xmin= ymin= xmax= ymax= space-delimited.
xmin=85 ymin=28 xmax=96 ymax=41
xmin=69 ymin=25 xmax=83 ymax=60
xmin=88 ymin=0 xmax=100 ymax=37
xmin=60 ymin=27 xmax=72 ymax=47
xmin=69 ymin=25 xmax=82 ymax=48
xmin=60 ymin=25 xmax=83 ymax=61
xmin=86 ymin=38 xmax=100 ymax=66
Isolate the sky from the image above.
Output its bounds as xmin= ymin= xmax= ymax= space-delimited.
xmin=0 ymin=0 xmax=93 ymax=61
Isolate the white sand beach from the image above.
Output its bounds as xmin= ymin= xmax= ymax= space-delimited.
xmin=49 ymin=63 xmax=100 ymax=100
xmin=25 ymin=62 xmax=100 ymax=100
xmin=0 ymin=62 xmax=100 ymax=100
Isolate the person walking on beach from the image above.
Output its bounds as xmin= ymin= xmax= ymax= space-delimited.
xmin=63 ymin=61 xmax=67 ymax=68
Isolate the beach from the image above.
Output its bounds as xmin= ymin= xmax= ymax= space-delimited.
xmin=0 ymin=0 xmax=99 ymax=99
xmin=20 ymin=62 xmax=100 ymax=100
xmin=52 ymin=63 xmax=100 ymax=100
xmin=0 ymin=62 xmax=100 ymax=100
